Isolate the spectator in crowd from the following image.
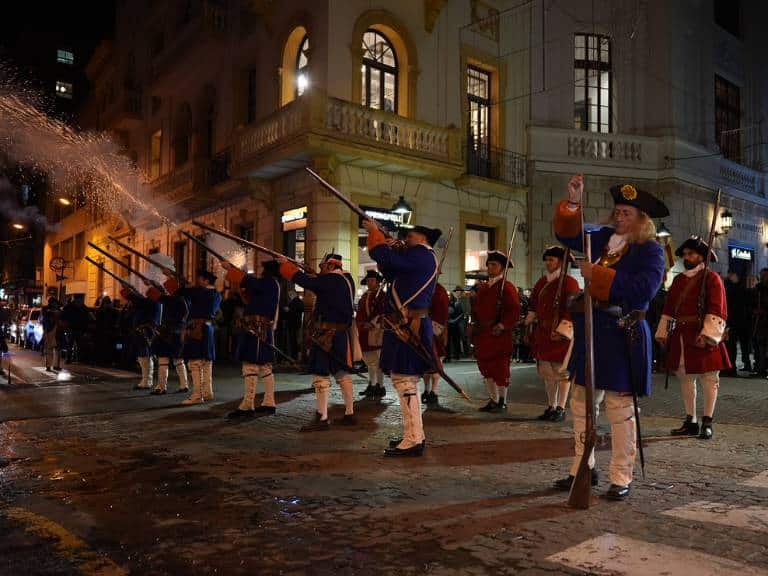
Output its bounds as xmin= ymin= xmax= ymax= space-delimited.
xmin=723 ymin=272 xmax=750 ymax=376
xmin=94 ymin=296 xmax=119 ymax=366
xmin=446 ymin=286 xmax=466 ymax=362
xmin=60 ymin=295 xmax=91 ymax=364
xmin=751 ymin=268 xmax=768 ymax=377
xmin=514 ymin=288 xmax=533 ymax=363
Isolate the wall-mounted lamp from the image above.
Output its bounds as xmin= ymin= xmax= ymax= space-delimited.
xmin=655 ymin=221 xmax=672 ymax=240
xmin=719 ymin=210 xmax=733 ymax=235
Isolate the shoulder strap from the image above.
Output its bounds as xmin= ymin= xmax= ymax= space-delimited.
xmin=392 ymin=250 xmax=438 ymax=312
xmin=672 ymin=270 xmax=704 ymax=319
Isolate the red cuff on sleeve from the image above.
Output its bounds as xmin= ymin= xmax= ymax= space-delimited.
xmin=367 ymin=227 xmax=387 ymax=251
xmin=589 ymin=266 xmax=616 ymax=302
xmin=554 ymin=200 xmax=582 ymax=238
xmin=163 ymin=278 xmax=179 ymax=294
xmin=146 ymin=287 xmax=162 ymax=301
xmin=226 ymin=267 xmax=246 ymax=286
xmin=280 ymin=261 xmax=300 ymax=281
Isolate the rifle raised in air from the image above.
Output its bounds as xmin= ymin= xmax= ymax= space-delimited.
xmin=88 ymin=242 xmax=165 ymax=293
xmin=85 ymin=257 xmax=138 ymax=294
xmin=108 ymin=235 xmax=182 ymax=280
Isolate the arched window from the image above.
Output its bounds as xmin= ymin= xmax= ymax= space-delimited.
xmin=361 ymin=29 xmax=398 ymax=113
xmin=296 ymin=35 xmax=310 ymax=97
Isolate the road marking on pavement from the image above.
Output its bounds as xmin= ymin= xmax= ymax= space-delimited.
xmin=662 ymin=501 xmax=768 ymax=533
xmin=4 ymin=507 xmax=127 ymax=576
xmin=546 ymin=533 xmax=768 ymax=575
xmin=742 ymin=471 xmax=768 ymax=488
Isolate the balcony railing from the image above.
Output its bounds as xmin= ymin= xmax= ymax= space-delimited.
xmin=233 ymin=93 xmax=462 ymax=176
xmin=464 ymin=143 xmax=527 ymax=187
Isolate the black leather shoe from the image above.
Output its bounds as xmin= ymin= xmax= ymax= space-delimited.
xmin=359 ymin=385 xmax=375 ymax=397
xmin=699 ymin=416 xmax=713 ymax=439
xmin=254 ymin=405 xmax=276 ymax=415
xmin=300 ymin=414 xmax=330 ymax=432
xmin=389 ymin=438 xmax=426 ymax=449
xmin=538 ymin=406 xmax=554 ymax=420
xmin=550 ymin=406 xmax=566 ymax=422
xmin=426 ymin=391 xmax=438 ymax=405
xmin=671 ymin=415 xmax=700 ymax=436
xmin=150 ymin=388 xmax=167 ymax=395
xmin=495 ymin=399 xmax=507 ymax=412
xmin=227 ymin=409 xmax=255 ymax=419
xmin=384 ymin=443 xmax=424 ymax=457
xmin=420 ymin=391 xmax=429 ymax=403
xmin=606 ymin=483 xmax=631 ymax=500
xmin=336 ymin=414 xmax=357 ymax=426
xmin=479 ymin=400 xmax=498 ymax=412
xmin=373 ymin=385 xmax=386 ymax=398
xmin=553 ymin=469 xmax=599 ymax=491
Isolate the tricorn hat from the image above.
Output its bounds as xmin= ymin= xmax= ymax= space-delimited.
xmin=610 ymin=184 xmax=669 ymax=218
xmin=261 ymin=260 xmax=280 ymax=275
xmin=542 ymin=245 xmax=575 ymax=262
xmin=363 ymin=269 xmax=383 ymax=282
xmin=412 ymin=225 xmax=443 ymax=247
xmin=197 ymin=269 xmax=217 ymax=284
xmin=486 ymin=250 xmax=510 ymax=268
xmin=675 ymin=235 xmax=718 ymax=262
xmin=321 ymin=253 xmax=343 ymax=268
xmin=149 ymin=252 xmax=176 ymax=272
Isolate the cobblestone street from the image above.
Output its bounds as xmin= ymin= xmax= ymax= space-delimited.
xmin=1 ymin=346 xmax=767 ymax=575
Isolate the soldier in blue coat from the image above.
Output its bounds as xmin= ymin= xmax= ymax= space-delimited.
xmin=553 ymin=174 xmax=667 ymax=500
xmin=223 ymin=259 xmax=281 ymax=418
xmin=279 ymin=253 xmax=357 ymax=431
xmin=145 ymin=253 xmax=189 ymax=395
xmin=363 ymin=220 xmax=441 ymax=457
xmin=120 ymin=287 xmax=162 ymax=391
xmin=178 ymin=269 xmax=222 ymax=405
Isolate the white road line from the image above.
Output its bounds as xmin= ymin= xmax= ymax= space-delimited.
xmin=742 ymin=471 xmax=768 ymax=488
xmin=546 ymin=533 xmax=768 ymax=576
xmin=662 ymin=501 xmax=768 ymax=533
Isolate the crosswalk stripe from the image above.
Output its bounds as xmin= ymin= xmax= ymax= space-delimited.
xmin=546 ymin=533 xmax=768 ymax=575
xmin=662 ymin=500 xmax=768 ymax=533
xmin=742 ymin=471 xmax=768 ymax=488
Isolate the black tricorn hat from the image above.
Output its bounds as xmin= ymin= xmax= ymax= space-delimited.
xmin=486 ymin=250 xmax=510 ymax=268
xmin=542 ymin=245 xmax=575 ymax=262
xmin=675 ymin=235 xmax=718 ymax=262
xmin=412 ymin=225 xmax=443 ymax=247
xmin=197 ymin=269 xmax=217 ymax=283
xmin=363 ymin=269 xmax=383 ymax=282
xmin=261 ymin=260 xmax=280 ymax=275
xmin=610 ymin=184 xmax=669 ymax=218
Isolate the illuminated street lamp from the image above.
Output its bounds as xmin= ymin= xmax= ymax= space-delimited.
xmin=655 ymin=221 xmax=672 ymax=240
xmin=58 ymin=197 xmax=72 ymax=206
xmin=11 ymin=223 xmax=25 ymax=231
xmin=720 ymin=210 xmax=734 ymax=235
xmin=391 ymin=196 xmax=412 ymax=214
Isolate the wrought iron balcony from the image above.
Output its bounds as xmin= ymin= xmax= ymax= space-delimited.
xmin=464 ymin=143 xmax=527 ymax=187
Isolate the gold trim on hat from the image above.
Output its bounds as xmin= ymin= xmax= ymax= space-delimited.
xmin=621 ymin=184 xmax=638 ymax=200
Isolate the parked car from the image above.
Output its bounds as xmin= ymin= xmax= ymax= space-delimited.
xmin=24 ymin=307 xmax=43 ymax=350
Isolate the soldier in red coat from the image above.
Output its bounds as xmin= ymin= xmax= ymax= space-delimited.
xmin=357 ymin=270 xmax=386 ymax=399
xmin=422 ymin=282 xmax=449 ymax=406
xmin=655 ymin=236 xmax=731 ymax=440
xmin=525 ymin=246 xmax=579 ymax=421
xmin=471 ymin=250 xmax=521 ymax=412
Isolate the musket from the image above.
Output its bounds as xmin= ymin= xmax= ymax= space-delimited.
xmin=495 ymin=216 xmax=520 ymax=324
xmin=698 ymin=189 xmax=721 ymax=329
xmin=191 ymin=220 xmax=311 ymax=273
xmin=550 ymin=247 xmax=572 ymax=340
xmin=88 ymin=242 xmax=165 ymax=293
xmin=179 ymin=229 xmax=230 ymax=264
xmin=108 ymin=235 xmax=182 ymax=280
xmin=85 ymin=257 xmax=138 ymax=294
xmin=437 ymin=227 xmax=454 ymax=275
xmin=568 ymin=215 xmax=597 ymax=510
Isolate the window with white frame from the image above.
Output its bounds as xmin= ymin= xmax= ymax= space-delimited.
xmin=574 ymin=33 xmax=611 ymax=133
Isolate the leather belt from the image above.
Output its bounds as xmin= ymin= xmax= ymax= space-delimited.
xmin=404 ymin=308 xmax=428 ymax=319
xmin=675 ymin=314 xmax=699 ymax=325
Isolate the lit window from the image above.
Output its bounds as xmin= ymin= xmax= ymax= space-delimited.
xmin=55 ymin=81 xmax=73 ymax=100
xmin=296 ymin=35 xmax=310 ymax=97
xmin=150 ymin=129 xmax=162 ymax=179
xmin=361 ymin=29 xmax=398 ymax=112
xmin=574 ymin=34 xmax=611 ymax=133
xmin=57 ymin=49 xmax=74 ymax=65
xmin=467 ymin=66 xmax=491 ymax=176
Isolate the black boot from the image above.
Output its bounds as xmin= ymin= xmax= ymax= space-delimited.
xmin=553 ymin=469 xmax=599 ymax=491
xmin=670 ymin=415 xmax=700 ymax=436
xmin=426 ymin=391 xmax=438 ymax=405
xmin=479 ymin=399 xmax=498 ymax=412
xmin=373 ymin=385 xmax=386 ymax=398
xmin=538 ymin=406 xmax=554 ymax=420
xmin=699 ymin=416 xmax=714 ymax=440
xmin=550 ymin=406 xmax=566 ymax=422
xmin=606 ymin=483 xmax=631 ymax=500
xmin=359 ymin=384 xmax=375 ymax=397
xmin=495 ymin=398 xmax=507 ymax=412
xmin=420 ymin=390 xmax=429 ymax=403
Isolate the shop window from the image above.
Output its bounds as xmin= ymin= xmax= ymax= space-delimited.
xmin=464 ymin=225 xmax=495 ymax=285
